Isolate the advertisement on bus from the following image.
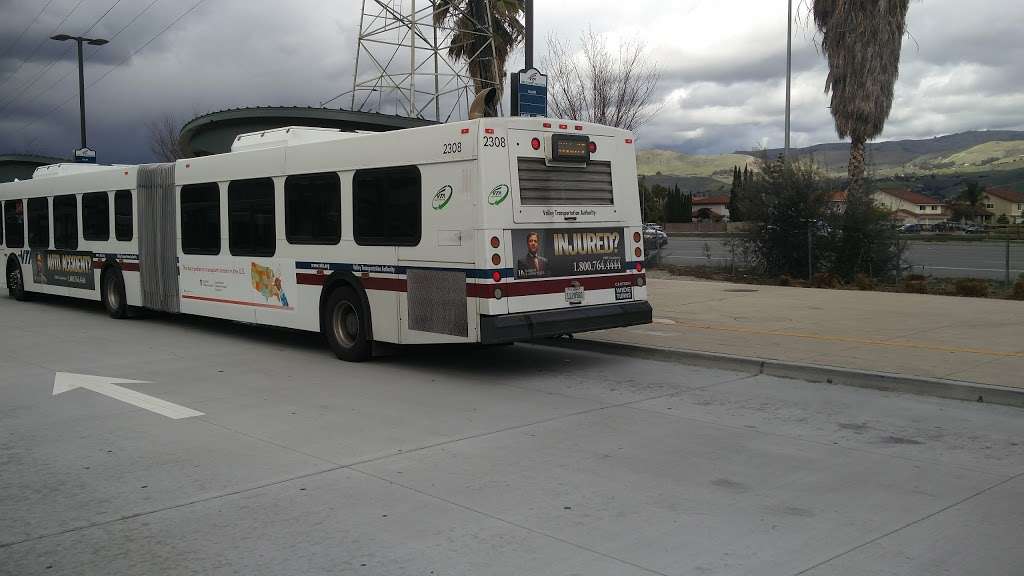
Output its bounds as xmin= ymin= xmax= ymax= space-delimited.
xmin=31 ymin=250 xmax=95 ymax=290
xmin=512 ymin=227 xmax=625 ymax=280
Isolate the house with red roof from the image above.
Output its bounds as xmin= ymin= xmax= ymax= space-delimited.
xmin=692 ymin=195 xmax=731 ymax=221
xmin=981 ymin=188 xmax=1024 ymax=224
xmin=872 ymin=189 xmax=948 ymax=225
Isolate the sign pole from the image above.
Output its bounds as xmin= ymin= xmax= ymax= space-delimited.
xmin=525 ymin=0 xmax=534 ymax=70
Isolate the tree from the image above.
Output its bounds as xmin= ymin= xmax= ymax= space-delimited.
xmin=434 ymin=0 xmax=525 ymax=99
xmin=146 ymin=114 xmax=186 ymax=162
xmin=728 ymin=166 xmax=744 ymax=222
xmin=958 ymin=181 xmax=985 ymax=207
xmin=813 ymin=0 xmax=911 ymax=196
xmin=543 ymin=29 xmax=660 ymax=131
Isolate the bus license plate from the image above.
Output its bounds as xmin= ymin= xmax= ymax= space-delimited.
xmin=565 ymin=285 xmax=585 ymax=305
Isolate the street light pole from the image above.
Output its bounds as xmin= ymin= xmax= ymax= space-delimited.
xmin=51 ymin=34 xmax=109 ymax=151
xmin=784 ymin=0 xmax=792 ymax=161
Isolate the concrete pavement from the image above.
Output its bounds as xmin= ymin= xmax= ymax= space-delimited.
xmin=2 ymin=293 xmax=1024 ymax=575
xmin=587 ymin=274 xmax=1024 ymax=390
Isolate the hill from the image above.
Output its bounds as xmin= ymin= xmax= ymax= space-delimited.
xmin=737 ymin=130 xmax=1024 ymax=176
xmin=636 ymin=130 xmax=1024 ymax=195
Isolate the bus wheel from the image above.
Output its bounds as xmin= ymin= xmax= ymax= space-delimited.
xmin=7 ymin=261 xmax=29 ymax=301
xmin=102 ymin=268 xmax=129 ymax=319
xmin=323 ymin=286 xmax=371 ymax=362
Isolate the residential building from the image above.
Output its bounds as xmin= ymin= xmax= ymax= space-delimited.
xmin=981 ymin=187 xmax=1024 ymax=224
xmin=692 ymin=195 xmax=731 ymax=221
xmin=827 ymin=190 xmax=848 ymax=213
xmin=872 ymin=189 xmax=947 ymax=225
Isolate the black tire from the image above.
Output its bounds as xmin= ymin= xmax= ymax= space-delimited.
xmin=6 ymin=260 xmax=30 ymax=301
xmin=322 ymin=286 xmax=371 ymax=362
xmin=102 ymin=267 xmax=129 ymax=319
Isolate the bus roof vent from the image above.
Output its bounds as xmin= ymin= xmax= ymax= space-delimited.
xmin=230 ymin=126 xmax=362 ymax=152
xmin=31 ymin=163 xmax=121 ymax=179
xmin=517 ymin=158 xmax=614 ymax=205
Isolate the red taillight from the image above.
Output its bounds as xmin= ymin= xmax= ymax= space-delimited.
xmin=531 ymin=138 xmax=541 ymax=150
xmin=635 ymin=262 xmax=643 ymax=272
xmin=543 ymin=122 xmax=552 ymax=128
xmin=490 ymin=236 xmax=501 ymax=248
xmin=559 ymin=123 xmax=568 ymax=129
xmin=588 ymin=141 xmax=598 ymax=154
xmin=575 ymin=125 xmax=583 ymax=131
xmin=625 ymin=138 xmax=634 ymax=144
xmin=491 ymin=253 xmax=502 ymax=266
xmin=492 ymin=271 xmax=502 ymax=283
xmin=485 ymin=128 xmax=494 ymax=134
xmin=461 ymin=128 xmax=470 ymax=134
xmin=632 ymin=231 xmax=641 ymax=243
xmin=634 ymin=247 xmax=643 ymax=258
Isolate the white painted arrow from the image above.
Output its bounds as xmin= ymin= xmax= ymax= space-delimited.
xmin=52 ymin=372 xmax=204 ymax=420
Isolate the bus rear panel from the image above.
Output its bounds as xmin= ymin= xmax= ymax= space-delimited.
xmin=474 ymin=118 xmax=652 ymax=343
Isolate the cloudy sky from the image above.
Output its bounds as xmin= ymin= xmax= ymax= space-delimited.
xmin=1 ymin=0 xmax=1022 ymax=163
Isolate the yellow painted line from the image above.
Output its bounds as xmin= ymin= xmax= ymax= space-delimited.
xmin=667 ymin=321 xmax=1024 ymax=359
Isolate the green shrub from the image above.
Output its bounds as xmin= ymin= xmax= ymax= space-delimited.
xmin=812 ymin=272 xmax=841 ymax=289
xmin=1011 ymin=280 xmax=1024 ymax=300
xmin=954 ymin=278 xmax=990 ymax=298
xmin=903 ymin=276 xmax=929 ymax=294
xmin=854 ymin=273 xmax=876 ymax=291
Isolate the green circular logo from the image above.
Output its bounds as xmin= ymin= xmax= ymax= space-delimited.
xmin=432 ymin=185 xmax=454 ymax=210
xmin=488 ymin=184 xmax=510 ymax=206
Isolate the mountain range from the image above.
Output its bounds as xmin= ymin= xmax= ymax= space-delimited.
xmin=637 ymin=130 xmax=1024 ymax=197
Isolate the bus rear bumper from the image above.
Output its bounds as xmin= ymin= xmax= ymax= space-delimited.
xmin=479 ymin=301 xmax=653 ymax=344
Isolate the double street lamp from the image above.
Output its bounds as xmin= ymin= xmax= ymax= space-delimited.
xmin=50 ymin=34 xmax=109 ymax=152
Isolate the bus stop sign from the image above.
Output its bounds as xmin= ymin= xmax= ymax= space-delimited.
xmin=511 ymin=68 xmax=547 ymax=118
xmin=74 ymin=148 xmax=96 ymax=164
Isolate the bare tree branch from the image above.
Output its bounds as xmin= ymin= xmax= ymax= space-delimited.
xmin=542 ymin=29 xmax=661 ymax=132
xmin=146 ymin=114 xmax=186 ymax=162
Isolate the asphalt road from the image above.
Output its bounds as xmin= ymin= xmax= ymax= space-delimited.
xmin=658 ymin=237 xmax=1024 ymax=280
xmin=2 ymin=293 xmax=1023 ymax=575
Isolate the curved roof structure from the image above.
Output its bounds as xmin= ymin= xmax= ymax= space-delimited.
xmin=0 ymin=154 xmax=68 ymax=183
xmin=179 ymin=107 xmax=436 ymax=157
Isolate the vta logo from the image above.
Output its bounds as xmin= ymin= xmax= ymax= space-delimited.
xmin=432 ymin=185 xmax=454 ymax=210
xmin=488 ymin=184 xmax=510 ymax=206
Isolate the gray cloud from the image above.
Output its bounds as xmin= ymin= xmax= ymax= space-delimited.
xmin=1 ymin=0 xmax=1023 ymax=162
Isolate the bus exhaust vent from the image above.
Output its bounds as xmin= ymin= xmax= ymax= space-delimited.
xmin=517 ymin=158 xmax=613 ymax=206
xmin=407 ymin=269 xmax=468 ymax=337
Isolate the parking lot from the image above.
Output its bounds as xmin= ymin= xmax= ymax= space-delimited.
xmin=2 ymin=294 xmax=1023 ymax=575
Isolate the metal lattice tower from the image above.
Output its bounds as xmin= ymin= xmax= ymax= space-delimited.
xmin=324 ymin=0 xmax=500 ymax=122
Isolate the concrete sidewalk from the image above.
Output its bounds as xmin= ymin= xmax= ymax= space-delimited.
xmin=588 ymin=274 xmax=1024 ymax=390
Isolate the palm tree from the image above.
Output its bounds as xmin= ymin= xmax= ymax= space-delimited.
xmin=434 ymin=0 xmax=525 ymax=99
xmin=813 ymin=0 xmax=911 ymax=195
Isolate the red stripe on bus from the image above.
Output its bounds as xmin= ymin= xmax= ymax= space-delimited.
xmin=92 ymin=260 xmax=140 ymax=272
xmin=182 ymin=294 xmax=293 ymax=309
xmin=297 ymin=272 xmax=641 ymax=298
xmin=295 ymin=273 xmax=408 ymax=292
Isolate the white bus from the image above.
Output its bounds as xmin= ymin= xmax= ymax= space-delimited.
xmin=1 ymin=117 xmax=652 ymax=361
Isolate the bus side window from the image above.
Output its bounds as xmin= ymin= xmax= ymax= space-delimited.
xmin=53 ymin=195 xmax=78 ymax=250
xmin=27 ymin=197 xmax=49 ymax=249
xmin=180 ymin=183 xmax=221 ymax=255
xmin=228 ymin=178 xmax=276 ymax=257
xmin=4 ymin=200 xmax=24 ymax=248
xmin=114 ymin=190 xmax=133 ymax=241
xmin=0 ymin=198 xmax=3 ymax=247
xmin=285 ymin=172 xmax=341 ymax=245
xmin=82 ymin=192 xmax=110 ymax=241
xmin=353 ymin=166 xmax=421 ymax=247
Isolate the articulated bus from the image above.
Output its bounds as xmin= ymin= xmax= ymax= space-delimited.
xmin=0 ymin=118 xmax=652 ymax=361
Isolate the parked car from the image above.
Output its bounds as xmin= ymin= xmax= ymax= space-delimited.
xmin=898 ymin=223 xmax=926 ymax=234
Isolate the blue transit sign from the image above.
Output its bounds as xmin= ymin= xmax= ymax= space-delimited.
xmin=74 ymin=147 xmax=96 ymax=164
xmin=512 ymin=68 xmax=547 ymax=118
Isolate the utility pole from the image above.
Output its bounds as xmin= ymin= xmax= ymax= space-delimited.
xmin=784 ymin=0 xmax=792 ymax=161
xmin=51 ymin=34 xmax=108 ymax=151
xmin=525 ymin=0 xmax=534 ymax=69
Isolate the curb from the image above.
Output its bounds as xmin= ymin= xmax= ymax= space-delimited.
xmin=534 ymin=337 xmax=1024 ymax=409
